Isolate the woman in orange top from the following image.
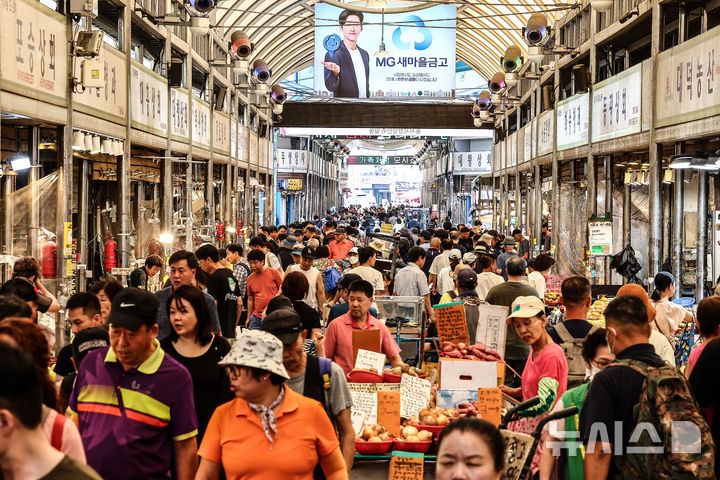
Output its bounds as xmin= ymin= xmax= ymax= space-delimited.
xmin=196 ymin=330 xmax=348 ymax=480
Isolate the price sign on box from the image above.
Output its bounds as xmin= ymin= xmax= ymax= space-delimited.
xmin=354 ymin=349 xmax=386 ymax=373
xmin=477 ymin=387 xmax=502 ymax=426
xmin=501 ymin=431 xmax=535 ymax=480
xmin=350 ymin=390 xmax=377 ymax=425
xmin=475 ymin=304 xmax=509 ymax=359
xmin=381 ymin=223 xmax=394 ymax=234
xmin=389 ymin=452 xmax=424 ymax=480
xmin=434 ymin=301 xmax=469 ymax=346
xmin=399 ymin=374 xmax=432 ymax=419
xmin=377 ymin=391 xmax=401 ymax=436
xmin=439 ymin=358 xmax=498 ymax=390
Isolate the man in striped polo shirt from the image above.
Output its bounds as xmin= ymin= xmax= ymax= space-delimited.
xmin=68 ymin=288 xmax=198 ymax=480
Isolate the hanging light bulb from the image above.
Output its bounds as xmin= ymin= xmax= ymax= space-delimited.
xmin=375 ymin=11 xmax=390 ymax=57
xmin=72 ymin=131 xmax=85 ymax=151
xmin=101 ymin=138 xmax=113 ymax=154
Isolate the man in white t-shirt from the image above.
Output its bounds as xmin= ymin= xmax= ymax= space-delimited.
xmin=351 ymin=246 xmax=385 ymax=296
xmin=321 ymin=9 xmax=370 ymax=98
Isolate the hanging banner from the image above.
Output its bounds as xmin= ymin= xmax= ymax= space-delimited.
xmin=277 ymin=149 xmax=309 ymax=172
xmin=191 ymin=97 xmax=211 ymax=149
xmin=314 ymin=3 xmax=456 ymax=99
xmin=0 ymin=0 xmax=67 ymax=105
xmin=130 ymin=61 xmax=168 ymax=136
xmin=537 ymin=109 xmax=554 ymax=157
xmin=231 ymin=120 xmax=237 ymax=159
xmin=213 ymin=112 xmax=231 ymax=154
xmin=74 ymin=45 xmax=127 ymax=123
xmin=592 ymin=63 xmax=642 ymax=142
xmin=556 ymin=92 xmax=589 ymax=150
xmin=451 ymin=152 xmax=491 ymax=175
xmin=523 ymin=123 xmax=532 ymax=163
xmin=655 ymin=24 xmax=720 ymax=128
xmin=530 ymin=117 xmax=537 ymax=159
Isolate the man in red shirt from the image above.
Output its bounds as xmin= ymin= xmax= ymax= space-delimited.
xmin=328 ymin=227 xmax=353 ymax=260
xmin=245 ymin=249 xmax=282 ymax=330
xmin=324 ymin=279 xmax=402 ymax=374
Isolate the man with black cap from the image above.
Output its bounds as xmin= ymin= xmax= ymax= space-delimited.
xmin=0 ymin=277 xmax=54 ymax=322
xmin=285 ymin=246 xmax=326 ymax=313
xmin=277 ymin=234 xmax=299 ymax=271
xmin=68 ymin=288 xmax=199 ymax=480
xmin=263 ymin=308 xmax=355 ymax=474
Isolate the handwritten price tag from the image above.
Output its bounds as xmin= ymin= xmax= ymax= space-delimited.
xmin=434 ymin=302 xmax=469 ymax=346
xmin=399 ymin=374 xmax=432 ymax=419
xmin=477 ymin=387 xmax=502 ymax=426
xmin=350 ymin=390 xmax=377 ymax=425
xmin=389 ymin=452 xmax=424 ymax=480
xmin=354 ymin=348 xmax=386 ymax=373
xmin=378 ymin=391 xmax=401 ymax=436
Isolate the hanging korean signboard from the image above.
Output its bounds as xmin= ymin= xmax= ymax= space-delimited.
xmin=213 ymin=112 xmax=231 ymax=154
xmin=0 ymin=0 xmax=67 ymax=105
xmin=277 ymin=149 xmax=309 ymax=172
xmin=191 ymin=97 xmax=211 ymax=149
xmin=231 ymin=120 xmax=237 ymax=159
xmin=451 ymin=151 xmax=491 ymax=175
xmin=506 ymin=132 xmax=517 ymax=168
xmin=130 ymin=61 xmax=168 ymax=136
xmin=75 ymin=45 xmax=127 ymax=123
xmin=536 ymin=110 xmax=554 ymax=157
xmin=592 ymin=63 xmax=642 ymax=142
xmin=655 ymin=24 xmax=720 ymax=128
xmin=523 ymin=123 xmax=532 ymax=164
xmin=170 ymin=88 xmax=189 ymax=140
xmin=556 ymin=92 xmax=588 ymax=150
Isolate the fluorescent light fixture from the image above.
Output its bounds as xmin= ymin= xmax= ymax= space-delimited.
xmin=10 ymin=156 xmax=31 ymax=171
xmin=159 ymin=232 xmax=174 ymax=244
xmin=72 ymin=131 xmax=85 ymax=151
xmin=668 ymin=154 xmax=692 ymax=169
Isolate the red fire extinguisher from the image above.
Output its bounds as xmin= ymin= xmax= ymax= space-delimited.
xmin=237 ymin=220 xmax=243 ymax=235
xmin=41 ymin=240 xmax=57 ymax=279
xmin=216 ymin=223 xmax=225 ymax=242
xmin=105 ymin=236 xmax=117 ymax=273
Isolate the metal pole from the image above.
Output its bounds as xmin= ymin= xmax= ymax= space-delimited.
xmin=135 ymin=181 xmax=145 ymax=239
xmin=536 ymin=165 xmax=542 ymax=252
xmin=552 ymin=54 xmax=561 ymax=251
xmin=78 ymin=159 xmax=89 ymax=291
xmin=119 ymin=2 xmax=132 ymax=281
xmin=623 ymin=184 xmax=632 ymax=247
xmin=29 ymin=126 xmax=40 ymax=258
xmin=697 ymin=171 xmax=708 ymax=300
xmin=604 ymin=156 xmax=613 ymax=284
xmin=672 ymin=148 xmax=684 ymax=299
xmin=163 ymin=34 xmax=172 ymax=237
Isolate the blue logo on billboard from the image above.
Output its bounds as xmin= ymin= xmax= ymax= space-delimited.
xmin=392 ymin=15 xmax=432 ymax=50
xmin=323 ymin=34 xmax=342 ymax=56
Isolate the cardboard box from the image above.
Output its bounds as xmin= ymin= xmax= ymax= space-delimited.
xmin=439 ymin=358 xmax=498 ymax=391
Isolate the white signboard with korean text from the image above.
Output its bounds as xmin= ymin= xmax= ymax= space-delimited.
xmin=588 ymin=220 xmax=613 ymax=256
xmin=249 ymin=132 xmax=258 ymax=166
xmin=517 ymin=126 xmax=525 ymax=165
xmin=556 ymin=92 xmax=589 ymax=151
xmin=537 ymin=109 xmax=554 ymax=157
xmin=191 ymin=97 xmax=210 ymax=149
xmin=656 ymin=24 xmax=720 ymax=127
xmin=231 ymin=120 xmax=237 ymax=159
xmin=130 ymin=62 xmax=168 ymax=136
xmin=170 ymin=88 xmax=189 ymax=140
xmin=531 ymin=117 xmax=537 ymax=159
xmin=523 ymin=124 xmax=532 ymax=163
xmin=0 ymin=0 xmax=67 ymax=105
xmin=75 ymin=45 xmax=127 ymax=123
xmin=238 ymin=127 xmax=247 ymax=163
xmin=506 ymin=132 xmax=517 ymax=168
xmin=592 ymin=63 xmax=642 ymax=142
xmin=213 ymin=113 xmax=231 ymax=154
xmin=451 ymin=152 xmax=491 ymax=175
xmin=277 ymin=149 xmax=309 ymax=172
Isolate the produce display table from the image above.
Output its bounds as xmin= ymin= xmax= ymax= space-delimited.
xmin=352 ymin=455 xmax=437 ymax=480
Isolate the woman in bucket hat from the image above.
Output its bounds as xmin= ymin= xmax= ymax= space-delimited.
xmin=196 ymin=329 xmax=347 ymax=480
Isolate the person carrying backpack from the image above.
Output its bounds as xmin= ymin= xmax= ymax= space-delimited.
xmin=547 ymin=276 xmax=599 ymax=388
xmin=262 ymin=308 xmax=355 ymax=478
xmin=580 ymin=295 xmax=714 ymax=480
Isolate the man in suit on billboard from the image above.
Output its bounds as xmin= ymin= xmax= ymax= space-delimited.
xmin=321 ymin=9 xmax=370 ymax=98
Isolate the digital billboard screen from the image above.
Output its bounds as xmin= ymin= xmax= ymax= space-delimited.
xmin=314 ymin=4 xmax=456 ymax=99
